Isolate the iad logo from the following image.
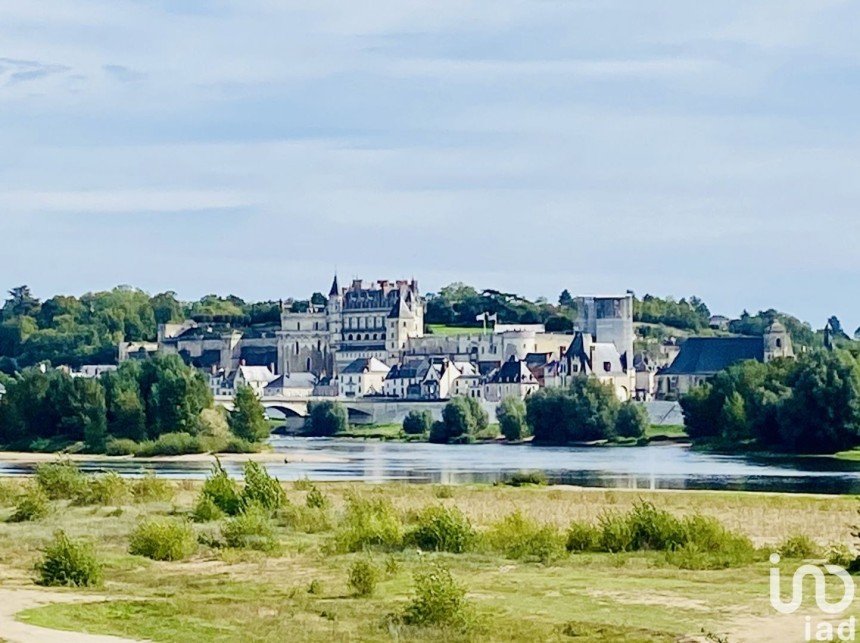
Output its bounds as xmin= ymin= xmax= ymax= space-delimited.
xmin=770 ymin=553 xmax=856 ymax=641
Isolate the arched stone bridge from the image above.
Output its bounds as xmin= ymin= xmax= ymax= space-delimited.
xmin=214 ymin=396 xmax=453 ymax=425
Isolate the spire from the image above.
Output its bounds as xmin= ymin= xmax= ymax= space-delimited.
xmin=328 ymin=273 xmax=339 ymax=297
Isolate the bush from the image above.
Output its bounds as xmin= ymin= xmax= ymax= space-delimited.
xmin=496 ymin=397 xmax=528 ymax=441
xmin=335 ymin=492 xmax=403 ymax=552
xmin=348 ymin=558 xmax=379 ymax=597
xmin=566 ymin=522 xmax=600 ymax=552
xmin=433 ymin=485 xmax=454 ymax=499
xmin=220 ymin=437 xmax=259 ymax=454
xmin=432 ymin=398 xmax=485 ymax=444
xmin=484 ymin=511 xmax=565 ymax=563
xmin=35 ymin=460 xmax=87 ymax=500
xmin=402 ymin=562 xmax=470 ymax=628
xmin=105 ymin=438 xmax=139 ymax=456
xmin=827 ymin=544 xmax=857 ymax=569
xmin=304 ymin=400 xmax=348 ymax=436
xmin=131 ymin=472 xmax=174 ymax=503
xmin=129 ymin=517 xmax=197 ymax=561
xmin=403 ymin=410 xmax=433 ymax=435
xmin=222 ymin=504 xmax=278 ymax=551
xmin=76 ymin=472 xmax=130 ymax=506
xmin=192 ymin=495 xmax=225 ymax=522
xmin=615 ymin=401 xmax=649 ymax=439
xmin=241 ymin=461 xmax=285 ymax=513
xmin=134 ymin=432 xmax=205 ymax=457
xmin=200 ymin=459 xmax=241 ymax=516
xmin=503 ymin=470 xmax=547 ymax=487
xmin=778 ymin=534 xmax=819 ymax=559
xmin=293 ymin=476 xmax=314 ymax=491
xmin=596 ymin=512 xmax=636 ymax=553
xmin=306 ymin=485 xmax=330 ymax=509
xmin=625 ymin=501 xmax=686 ymax=551
xmin=278 ymin=504 xmax=333 ymax=533
xmin=10 ymin=485 xmax=50 ymax=522
xmin=36 ymin=531 xmax=102 ymax=587
xmin=406 ymin=505 xmax=475 ymax=553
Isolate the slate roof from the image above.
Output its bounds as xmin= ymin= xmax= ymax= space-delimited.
xmin=661 ymin=337 xmax=764 ymax=375
xmin=487 ymin=357 xmax=535 ymax=384
xmin=385 ymin=359 xmax=432 ymax=381
xmin=265 ymin=373 xmax=316 ymax=390
xmin=342 ymin=357 xmax=390 ymax=375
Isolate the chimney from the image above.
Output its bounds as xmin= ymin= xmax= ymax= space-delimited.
xmin=240 ymin=359 xmax=246 ymax=367
xmin=270 ymin=362 xmax=276 ymax=375
xmin=352 ymin=279 xmax=363 ymax=290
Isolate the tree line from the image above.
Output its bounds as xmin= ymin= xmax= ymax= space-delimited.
xmin=0 ymin=355 xmax=270 ymax=453
xmin=680 ymin=347 xmax=860 ymax=454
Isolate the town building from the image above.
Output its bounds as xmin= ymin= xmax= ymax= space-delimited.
xmin=483 ymin=356 xmax=540 ymax=402
xmin=656 ymin=321 xmax=794 ymax=399
xmin=339 ymin=357 xmax=390 ymax=398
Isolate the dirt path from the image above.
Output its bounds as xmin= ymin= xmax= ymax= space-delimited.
xmin=0 ymin=588 xmax=144 ymax=643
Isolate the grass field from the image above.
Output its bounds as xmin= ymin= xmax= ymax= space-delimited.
xmin=0 ymin=475 xmax=857 ymax=642
xmin=426 ymin=324 xmax=485 ymax=336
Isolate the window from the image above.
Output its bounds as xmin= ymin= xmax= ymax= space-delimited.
xmin=776 ymin=338 xmax=783 ymax=348
xmin=294 ymin=342 xmax=299 ymax=354
xmin=297 ymin=322 xmax=301 ymax=331
xmin=603 ymin=361 xmax=611 ymax=372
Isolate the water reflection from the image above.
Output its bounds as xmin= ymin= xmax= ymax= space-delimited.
xmin=1 ymin=438 xmax=860 ymax=494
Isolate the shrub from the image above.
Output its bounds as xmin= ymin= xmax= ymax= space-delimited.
xmin=241 ymin=461 xmax=286 ymax=513
xmin=304 ymin=400 xmax=348 ymax=436
xmin=129 ymin=517 xmax=197 ymax=561
xmin=496 ymin=397 xmax=529 ymax=441
xmin=200 ymin=459 xmax=242 ymax=516
xmin=10 ymin=485 xmax=50 ymax=522
xmin=403 ymin=410 xmax=433 ymax=435
xmin=503 ymin=470 xmax=547 ymax=487
xmin=406 ymin=505 xmax=475 ymax=553
xmin=131 ymin=472 xmax=174 ymax=503
xmin=36 ymin=531 xmax=102 ymax=587
xmin=348 ymin=558 xmax=379 ymax=597
xmin=625 ymin=501 xmax=686 ymax=551
xmin=293 ymin=476 xmax=314 ymax=491
xmin=402 ymin=562 xmax=470 ymax=628
xmin=220 ymin=437 xmax=259 ymax=454
xmin=433 ymin=485 xmax=454 ymax=499
xmin=308 ymin=579 xmax=324 ymax=595
xmin=105 ymin=438 xmax=139 ymax=456
xmin=484 ymin=511 xmax=565 ymax=563
xmin=279 ymin=504 xmax=333 ymax=533
xmin=566 ymin=522 xmax=600 ymax=552
xmin=778 ymin=534 xmax=819 ymax=559
xmin=134 ymin=432 xmax=205 ymax=457
xmin=75 ymin=472 xmax=130 ymax=506
xmin=306 ymin=485 xmax=330 ymax=509
xmin=192 ymin=495 xmax=224 ymax=522
xmin=335 ymin=492 xmax=403 ymax=552
xmin=35 ymin=460 xmax=87 ymax=500
xmin=827 ymin=544 xmax=856 ymax=569
xmin=596 ymin=512 xmax=636 ymax=553
xmin=222 ymin=504 xmax=278 ymax=551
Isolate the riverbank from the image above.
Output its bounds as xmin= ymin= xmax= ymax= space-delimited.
xmin=0 ymin=479 xmax=855 ymax=642
xmin=0 ymin=450 xmax=346 ymax=465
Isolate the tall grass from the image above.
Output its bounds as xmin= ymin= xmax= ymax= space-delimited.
xmin=334 ymin=492 xmax=403 ymax=552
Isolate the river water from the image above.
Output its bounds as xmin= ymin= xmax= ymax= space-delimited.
xmin=1 ymin=438 xmax=860 ymax=494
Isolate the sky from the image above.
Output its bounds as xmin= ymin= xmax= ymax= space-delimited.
xmin=1 ymin=1 xmax=858 ymax=331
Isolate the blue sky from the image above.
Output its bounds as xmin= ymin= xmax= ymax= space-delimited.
xmin=1 ymin=1 xmax=858 ymax=331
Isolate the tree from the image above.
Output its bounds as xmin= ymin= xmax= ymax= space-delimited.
xmin=615 ymin=401 xmax=648 ymax=439
xmin=304 ymin=400 xmax=347 ymax=436
xmin=558 ymin=289 xmax=574 ymax=308
xmin=229 ymin=386 xmax=270 ymax=442
xmin=150 ymin=292 xmax=183 ymax=325
xmin=403 ymin=410 xmax=433 ymax=435
xmin=3 ymin=286 xmax=40 ymax=319
xmin=496 ymin=397 xmax=528 ymax=441
xmin=431 ymin=398 xmax=483 ymax=444
xmin=526 ymin=378 xmax=621 ymax=444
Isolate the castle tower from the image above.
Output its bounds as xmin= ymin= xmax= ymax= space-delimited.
xmin=764 ymin=320 xmax=793 ymax=362
xmin=326 ymin=274 xmax=343 ymax=372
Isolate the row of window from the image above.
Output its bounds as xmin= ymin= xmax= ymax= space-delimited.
xmin=345 ymin=333 xmax=385 ymax=341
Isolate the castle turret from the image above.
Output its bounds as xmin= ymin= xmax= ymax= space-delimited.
xmin=764 ymin=320 xmax=793 ymax=362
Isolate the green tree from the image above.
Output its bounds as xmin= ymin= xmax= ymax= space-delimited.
xmin=496 ymin=397 xmax=528 ymax=441
xmin=526 ymin=378 xmax=621 ymax=444
xmin=615 ymin=401 xmax=649 ymax=439
xmin=304 ymin=400 xmax=347 ymax=436
xmin=229 ymin=386 xmax=270 ymax=442
xmin=403 ymin=410 xmax=433 ymax=435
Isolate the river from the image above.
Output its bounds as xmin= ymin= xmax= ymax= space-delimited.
xmin=1 ymin=438 xmax=860 ymax=494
